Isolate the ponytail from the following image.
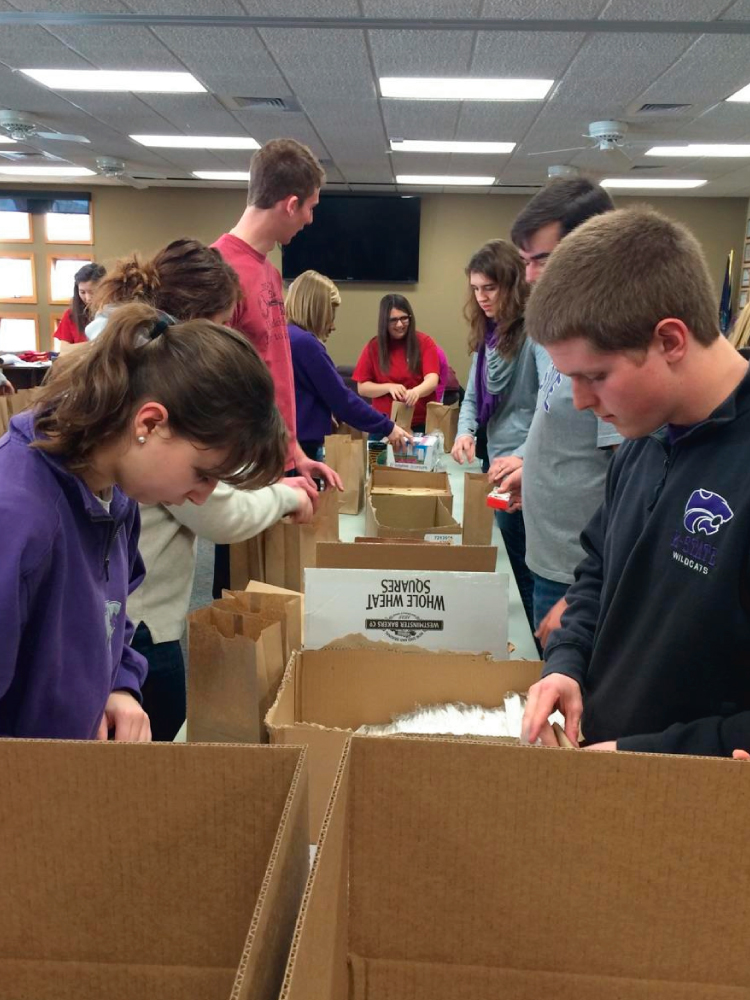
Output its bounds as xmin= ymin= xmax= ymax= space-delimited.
xmin=33 ymin=302 xmax=286 ymax=490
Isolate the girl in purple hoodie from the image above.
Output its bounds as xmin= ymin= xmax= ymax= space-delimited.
xmin=0 ymin=301 xmax=286 ymax=740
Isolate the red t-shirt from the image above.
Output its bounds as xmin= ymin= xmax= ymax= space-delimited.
xmin=54 ymin=308 xmax=87 ymax=344
xmin=212 ymin=234 xmax=297 ymax=469
xmin=352 ymin=331 xmax=439 ymax=427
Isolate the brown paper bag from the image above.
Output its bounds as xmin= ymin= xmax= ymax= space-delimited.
xmin=425 ymin=401 xmax=459 ymax=452
xmin=324 ymin=433 xmax=367 ymax=515
xmin=390 ymin=400 xmax=414 ymax=430
xmin=462 ymin=471 xmax=495 ymax=546
xmin=333 ymin=421 xmax=365 ymax=440
xmin=231 ymin=488 xmax=340 ymax=592
xmin=187 ymin=604 xmax=283 ymax=743
xmin=264 ymin=487 xmax=340 ymax=591
xmin=0 ymin=386 xmax=41 ymax=435
xmin=218 ymin=587 xmax=302 ymax=665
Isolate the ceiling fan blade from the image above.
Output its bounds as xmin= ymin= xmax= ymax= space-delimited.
xmin=37 ymin=131 xmax=91 ymax=144
xmin=528 ymin=145 xmax=588 ymax=156
xmin=601 ymin=145 xmax=635 ymax=165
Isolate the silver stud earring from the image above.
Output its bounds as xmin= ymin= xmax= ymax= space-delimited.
xmin=137 ymin=435 xmax=147 ymax=445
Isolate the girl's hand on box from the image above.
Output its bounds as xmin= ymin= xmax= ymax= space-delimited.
xmin=97 ymin=691 xmax=151 ymax=742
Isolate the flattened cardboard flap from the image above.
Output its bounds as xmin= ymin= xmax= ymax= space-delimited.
xmin=316 ymin=541 xmax=496 ymax=572
xmin=347 ymin=737 xmax=750 ymax=990
xmin=0 ymin=742 xmax=309 ymax=1000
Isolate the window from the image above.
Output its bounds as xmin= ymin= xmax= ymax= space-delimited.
xmin=0 ymin=252 xmax=36 ymax=303
xmin=49 ymin=254 xmax=92 ymax=304
xmin=45 ymin=211 xmax=92 ymax=243
xmin=0 ymin=211 xmax=32 ymax=241
xmin=0 ymin=313 xmax=38 ymax=352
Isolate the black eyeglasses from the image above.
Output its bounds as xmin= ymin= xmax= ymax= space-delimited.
xmin=389 ymin=315 xmax=411 ymax=325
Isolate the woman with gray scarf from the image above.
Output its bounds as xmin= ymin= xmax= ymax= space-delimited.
xmin=452 ymin=239 xmax=546 ymax=637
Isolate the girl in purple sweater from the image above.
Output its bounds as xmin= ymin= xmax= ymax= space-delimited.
xmin=286 ymin=270 xmax=411 ymax=459
xmin=0 ymin=301 xmax=286 ymax=740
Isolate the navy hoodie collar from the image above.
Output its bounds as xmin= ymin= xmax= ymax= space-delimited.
xmin=10 ymin=409 xmax=131 ymax=525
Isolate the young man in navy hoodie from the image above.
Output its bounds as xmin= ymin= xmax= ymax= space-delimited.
xmin=521 ymin=207 xmax=750 ymax=757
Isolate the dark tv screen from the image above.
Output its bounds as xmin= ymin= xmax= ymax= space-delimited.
xmin=281 ymin=195 xmax=420 ymax=283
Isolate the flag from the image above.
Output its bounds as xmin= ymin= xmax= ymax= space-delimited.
xmin=719 ymin=249 xmax=734 ymax=335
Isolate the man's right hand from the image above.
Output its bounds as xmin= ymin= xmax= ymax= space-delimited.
xmin=498 ymin=465 xmax=523 ymax=510
xmin=451 ymin=434 xmax=476 ymax=465
xmin=522 ymin=672 xmax=583 ymax=748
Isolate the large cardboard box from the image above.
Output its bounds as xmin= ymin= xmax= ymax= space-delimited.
xmin=316 ymin=540 xmax=496 ymax=573
xmin=303 ymin=566 xmax=508 ymax=655
xmin=365 ymin=492 xmax=461 ymax=543
xmin=0 ymin=740 xmax=309 ymax=1000
xmin=281 ymin=736 xmax=750 ymax=999
xmin=369 ymin=466 xmax=453 ymax=513
xmin=266 ymin=644 xmax=541 ymax=839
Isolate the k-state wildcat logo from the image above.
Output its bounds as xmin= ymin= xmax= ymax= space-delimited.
xmin=683 ymin=489 xmax=734 ymax=537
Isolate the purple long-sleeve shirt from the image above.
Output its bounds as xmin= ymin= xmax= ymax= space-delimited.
xmin=0 ymin=411 xmax=147 ymax=738
xmin=289 ymin=323 xmax=393 ymax=445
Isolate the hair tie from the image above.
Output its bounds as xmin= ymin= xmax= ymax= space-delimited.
xmin=149 ymin=311 xmax=176 ymax=339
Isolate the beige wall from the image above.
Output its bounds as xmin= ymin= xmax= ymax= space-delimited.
xmin=2 ymin=184 xmax=746 ymax=381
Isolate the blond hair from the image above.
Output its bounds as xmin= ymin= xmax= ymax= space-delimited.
xmin=526 ymin=208 xmax=720 ymax=351
xmin=730 ymin=300 xmax=750 ymax=350
xmin=285 ymin=270 xmax=341 ymax=341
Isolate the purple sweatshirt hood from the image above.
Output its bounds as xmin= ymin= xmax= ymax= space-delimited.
xmin=0 ymin=411 xmax=147 ymax=738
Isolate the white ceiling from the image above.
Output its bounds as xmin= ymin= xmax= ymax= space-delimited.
xmin=3 ymin=2 xmax=750 ymax=196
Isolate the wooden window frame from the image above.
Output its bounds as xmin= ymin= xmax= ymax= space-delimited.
xmin=0 ymin=210 xmax=33 ymax=243
xmin=0 ymin=311 xmax=40 ymax=351
xmin=44 ymin=204 xmax=94 ymax=245
xmin=48 ymin=253 xmax=93 ymax=305
xmin=0 ymin=251 xmax=37 ymax=304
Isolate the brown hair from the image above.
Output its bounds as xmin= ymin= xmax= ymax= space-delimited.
xmin=464 ymin=240 xmax=529 ymax=356
xmin=525 ymin=208 xmax=720 ymax=352
xmin=92 ymin=238 xmax=241 ymax=321
xmin=70 ymin=262 xmax=106 ymax=332
xmin=285 ymin=269 xmax=341 ymax=341
xmin=511 ymin=177 xmax=614 ymax=250
xmin=376 ymin=294 xmax=421 ymax=375
xmin=33 ymin=302 xmax=286 ymax=489
xmin=247 ymin=138 xmax=325 ymax=209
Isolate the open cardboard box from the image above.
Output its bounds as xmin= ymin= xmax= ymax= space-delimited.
xmin=266 ymin=643 xmax=541 ymax=840
xmin=368 ymin=466 xmax=453 ymax=513
xmin=365 ymin=492 xmax=461 ymax=543
xmin=316 ymin=540 xmax=497 ymax=573
xmin=281 ymin=735 xmax=750 ymax=1000
xmin=0 ymin=740 xmax=309 ymax=1000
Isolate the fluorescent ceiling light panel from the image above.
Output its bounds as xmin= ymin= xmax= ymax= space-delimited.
xmin=380 ymin=77 xmax=553 ymax=101
xmin=192 ymin=170 xmax=249 ymax=180
xmin=0 ymin=137 xmax=16 ymax=144
xmin=396 ymin=174 xmax=495 ymax=185
xmin=390 ymin=139 xmax=515 ymax=154
xmin=21 ymin=69 xmax=205 ymax=93
xmin=726 ymin=83 xmax=750 ymax=102
xmin=646 ymin=144 xmax=750 ymax=157
xmin=0 ymin=165 xmax=95 ymax=176
xmin=132 ymin=134 xmax=259 ymax=149
xmin=601 ymin=177 xmax=706 ymax=189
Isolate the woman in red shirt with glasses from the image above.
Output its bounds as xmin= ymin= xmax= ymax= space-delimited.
xmin=352 ymin=294 xmax=439 ymax=433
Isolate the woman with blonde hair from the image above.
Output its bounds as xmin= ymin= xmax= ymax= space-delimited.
xmin=452 ymin=239 xmax=546 ymax=637
xmin=287 ymin=270 xmax=410 ymax=459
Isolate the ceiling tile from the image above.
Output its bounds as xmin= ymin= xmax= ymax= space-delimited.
xmin=42 ymin=23 xmax=186 ymax=69
xmin=369 ymin=29 xmax=475 ymax=75
xmin=601 ymin=0 xmax=731 ymax=18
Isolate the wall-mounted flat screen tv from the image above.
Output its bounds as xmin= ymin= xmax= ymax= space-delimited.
xmin=281 ymin=194 xmax=420 ymax=284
